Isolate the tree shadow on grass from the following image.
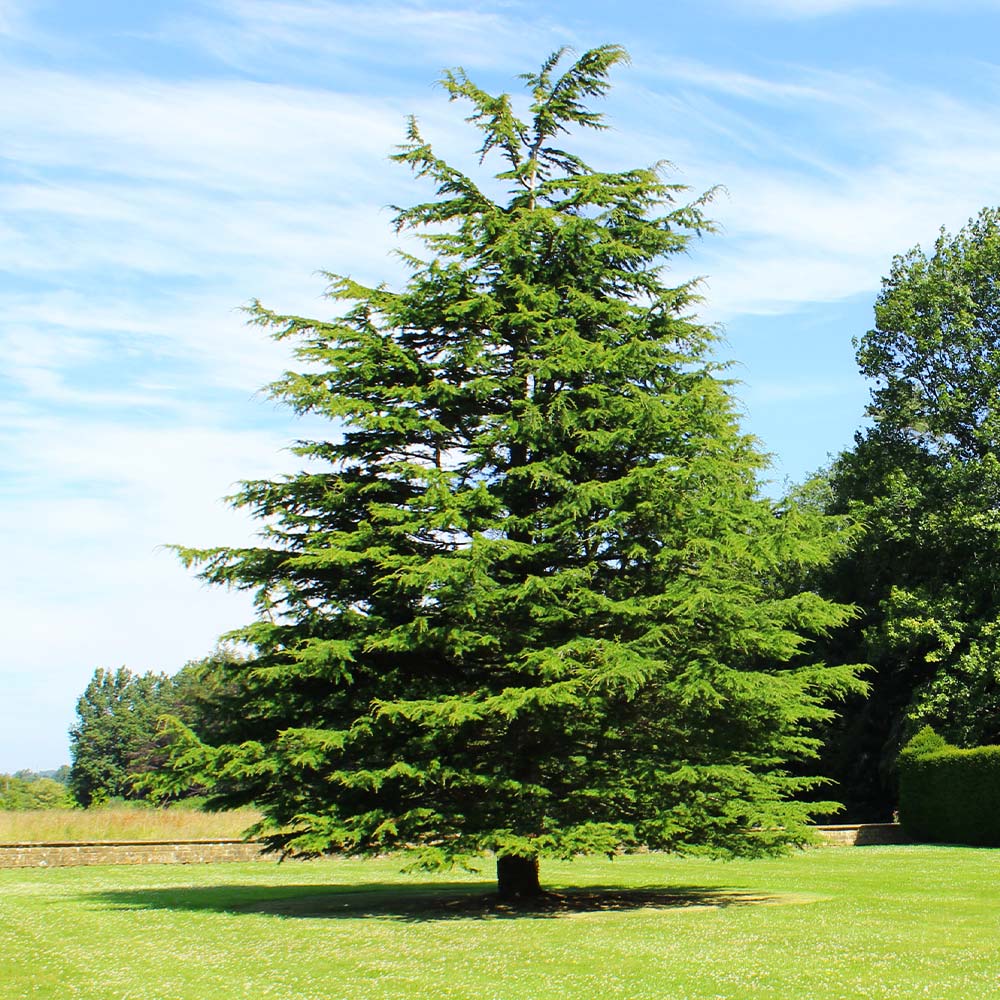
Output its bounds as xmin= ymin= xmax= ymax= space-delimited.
xmin=88 ymin=881 xmax=798 ymax=921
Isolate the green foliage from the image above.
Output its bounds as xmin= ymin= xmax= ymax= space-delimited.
xmin=162 ymin=46 xmax=864 ymax=877
xmin=812 ymin=208 xmax=1000 ymax=818
xmin=129 ymin=647 xmax=250 ymax=797
xmin=897 ymin=728 xmax=1000 ymax=845
xmin=69 ymin=650 xmax=244 ymax=807
xmin=858 ymin=207 xmax=1000 ymax=460
xmin=0 ymin=774 xmax=74 ymax=811
xmin=69 ymin=667 xmax=173 ymax=806
xmin=50 ymin=765 xmax=72 ymax=785
xmin=899 ymin=725 xmax=948 ymax=760
xmin=12 ymin=766 xmax=71 ymax=785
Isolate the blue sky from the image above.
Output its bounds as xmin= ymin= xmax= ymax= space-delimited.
xmin=5 ymin=0 xmax=1000 ymax=770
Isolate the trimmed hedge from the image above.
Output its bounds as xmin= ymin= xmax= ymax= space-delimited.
xmin=897 ymin=727 xmax=1000 ymax=845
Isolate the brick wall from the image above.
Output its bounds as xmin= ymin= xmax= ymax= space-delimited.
xmin=0 ymin=839 xmax=269 ymax=868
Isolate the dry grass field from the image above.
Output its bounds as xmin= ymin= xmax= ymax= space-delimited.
xmin=0 ymin=805 xmax=262 ymax=842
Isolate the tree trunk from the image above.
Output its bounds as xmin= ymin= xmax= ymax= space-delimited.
xmin=496 ymin=854 xmax=541 ymax=898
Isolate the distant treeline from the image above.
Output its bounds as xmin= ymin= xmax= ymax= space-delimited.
xmin=0 ymin=769 xmax=72 ymax=810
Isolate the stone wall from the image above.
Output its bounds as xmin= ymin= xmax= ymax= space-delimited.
xmin=0 ymin=824 xmax=913 ymax=868
xmin=0 ymin=839 xmax=269 ymax=869
xmin=813 ymin=823 xmax=913 ymax=846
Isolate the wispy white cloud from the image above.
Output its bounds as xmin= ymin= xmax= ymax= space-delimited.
xmin=0 ymin=68 xmax=408 ymax=195
xmin=172 ymin=0 xmax=574 ymax=74
xmin=0 ymin=61 xmax=447 ymax=428
xmin=0 ymin=413 xmax=307 ymax=765
xmin=642 ymin=56 xmax=843 ymax=106
xmin=728 ymin=0 xmax=1000 ymax=17
xmin=0 ymin=0 xmax=30 ymax=38
xmin=729 ymin=0 xmax=902 ymax=16
xmin=600 ymin=57 xmax=1000 ymax=317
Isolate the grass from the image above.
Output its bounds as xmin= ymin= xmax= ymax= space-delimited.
xmin=2 ymin=846 xmax=998 ymax=999
xmin=0 ymin=806 xmax=262 ymax=843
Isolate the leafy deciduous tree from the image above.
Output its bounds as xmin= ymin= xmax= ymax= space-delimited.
xmin=0 ymin=774 xmax=73 ymax=810
xmin=69 ymin=651 xmax=244 ymax=807
xmin=69 ymin=667 xmax=172 ymax=806
xmin=817 ymin=207 xmax=1000 ymax=816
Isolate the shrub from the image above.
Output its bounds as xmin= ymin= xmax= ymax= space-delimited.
xmin=897 ymin=727 xmax=1000 ymax=845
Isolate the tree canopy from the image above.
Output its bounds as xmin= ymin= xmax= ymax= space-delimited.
xmin=69 ymin=666 xmax=172 ymax=806
xmin=69 ymin=651 xmax=241 ymax=807
xmin=858 ymin=207 xmax=1000 ymax=460
xmin=160 ymin=45 xmax=863 ymax=896
xmin=0 ymin=773 xmax=72 ymax=811
xmin=816 ymin=207 xmax=1000 ymax=816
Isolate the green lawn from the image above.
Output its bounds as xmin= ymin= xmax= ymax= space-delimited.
xmin=2 ymin=847 xmax=997 ymax=999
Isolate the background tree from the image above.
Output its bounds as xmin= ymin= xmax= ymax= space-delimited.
xmin=130 ymin=647 xmax=248 ymax=796
xmin=69 ymin=651 xmax=243 ymax=807
xmin=815 ymin=207 xmax=1000 ymax=818
xmin=69 ymin=667 xmax=172 ymax=806
xmin=159 ymin=45 xmax=863 ymax=897
xmin=49 ymin=764 xmax=72 ymax=785
xmin=0 ymin=773 xmax=73 ymax=810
